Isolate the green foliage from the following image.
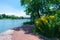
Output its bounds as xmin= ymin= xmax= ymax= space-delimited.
xmin=56 ymin=10 xmax=60 ymax=18
xmin=20 ymin=0 xmax=60 ymax=39
xmin=23 ymin=21 xmax=34 ymax=25
xmin=21 ymin=0 xmax=60 ymax=22
xmin=33 ymin=13 xmax=60 ymax=38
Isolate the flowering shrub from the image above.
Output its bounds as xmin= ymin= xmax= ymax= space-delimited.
xmin=34 ymin=13 xmax=60 ymax=38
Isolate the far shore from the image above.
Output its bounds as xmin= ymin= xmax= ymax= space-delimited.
xmin=0 ymin=18 xmax=30 ymax=20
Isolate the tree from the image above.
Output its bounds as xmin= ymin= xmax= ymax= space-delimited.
xmin=0 ymin=14 xmax=2 ymax=19
xmin=2 ymin=14 xmax=6 ymax=18
xmin=21 ymin=0 xmax=41 ymax=22
xmin=20 ymin=0 xmax=60 ymax=22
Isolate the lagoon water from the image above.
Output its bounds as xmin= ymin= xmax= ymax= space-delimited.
xmin=0 ymin=19 xmax=30 ymax=33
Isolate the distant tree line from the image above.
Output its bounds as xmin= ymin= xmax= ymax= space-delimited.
xmin=0 ymin=14 xmax=24 ymax=19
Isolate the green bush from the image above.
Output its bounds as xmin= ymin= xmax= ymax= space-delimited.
xmin=33 ymin=13 xmax=60 ymax=38
xmin=23 ymin=21 xmax=34 ymax=25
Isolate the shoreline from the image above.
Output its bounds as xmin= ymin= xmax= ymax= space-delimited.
xmin=0 ymin=25 xmax=34 ymax=40
xmin=12 ymin=25 xmax=44 ymax=40
xmin=0 ymin=29 xmax=14 ymax=40
xmin=0 ymin=25 xmax=43 ymax=40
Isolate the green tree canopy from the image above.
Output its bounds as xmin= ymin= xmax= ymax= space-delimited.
xmin=20 ymin=0 xmax=60 ymax=22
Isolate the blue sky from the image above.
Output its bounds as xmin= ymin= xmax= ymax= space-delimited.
xmin=0 ymin=0 xmax=29 ymax=17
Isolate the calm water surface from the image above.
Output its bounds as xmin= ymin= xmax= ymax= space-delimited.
xmin=0 ymin=19 xmax=30 ymax=33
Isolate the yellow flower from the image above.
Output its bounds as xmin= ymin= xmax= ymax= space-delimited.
xmin=35 ymin=20 xmax=39 ymax=25
xmin=41 ymin=16 xmax=45 ymax=21
xmin=36 ymin=21 xmax=39 ymax=24
xmin=45 ymin=20 xmax=48 ymax=23
xmin=49 ymin=15 xmax=55 ymax=19
xmin=40 ymin=16 xmax=48 ymax=23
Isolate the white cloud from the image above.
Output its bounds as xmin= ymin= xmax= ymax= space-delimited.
xmin=0 ymin=5 xmax=30 ymax=17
